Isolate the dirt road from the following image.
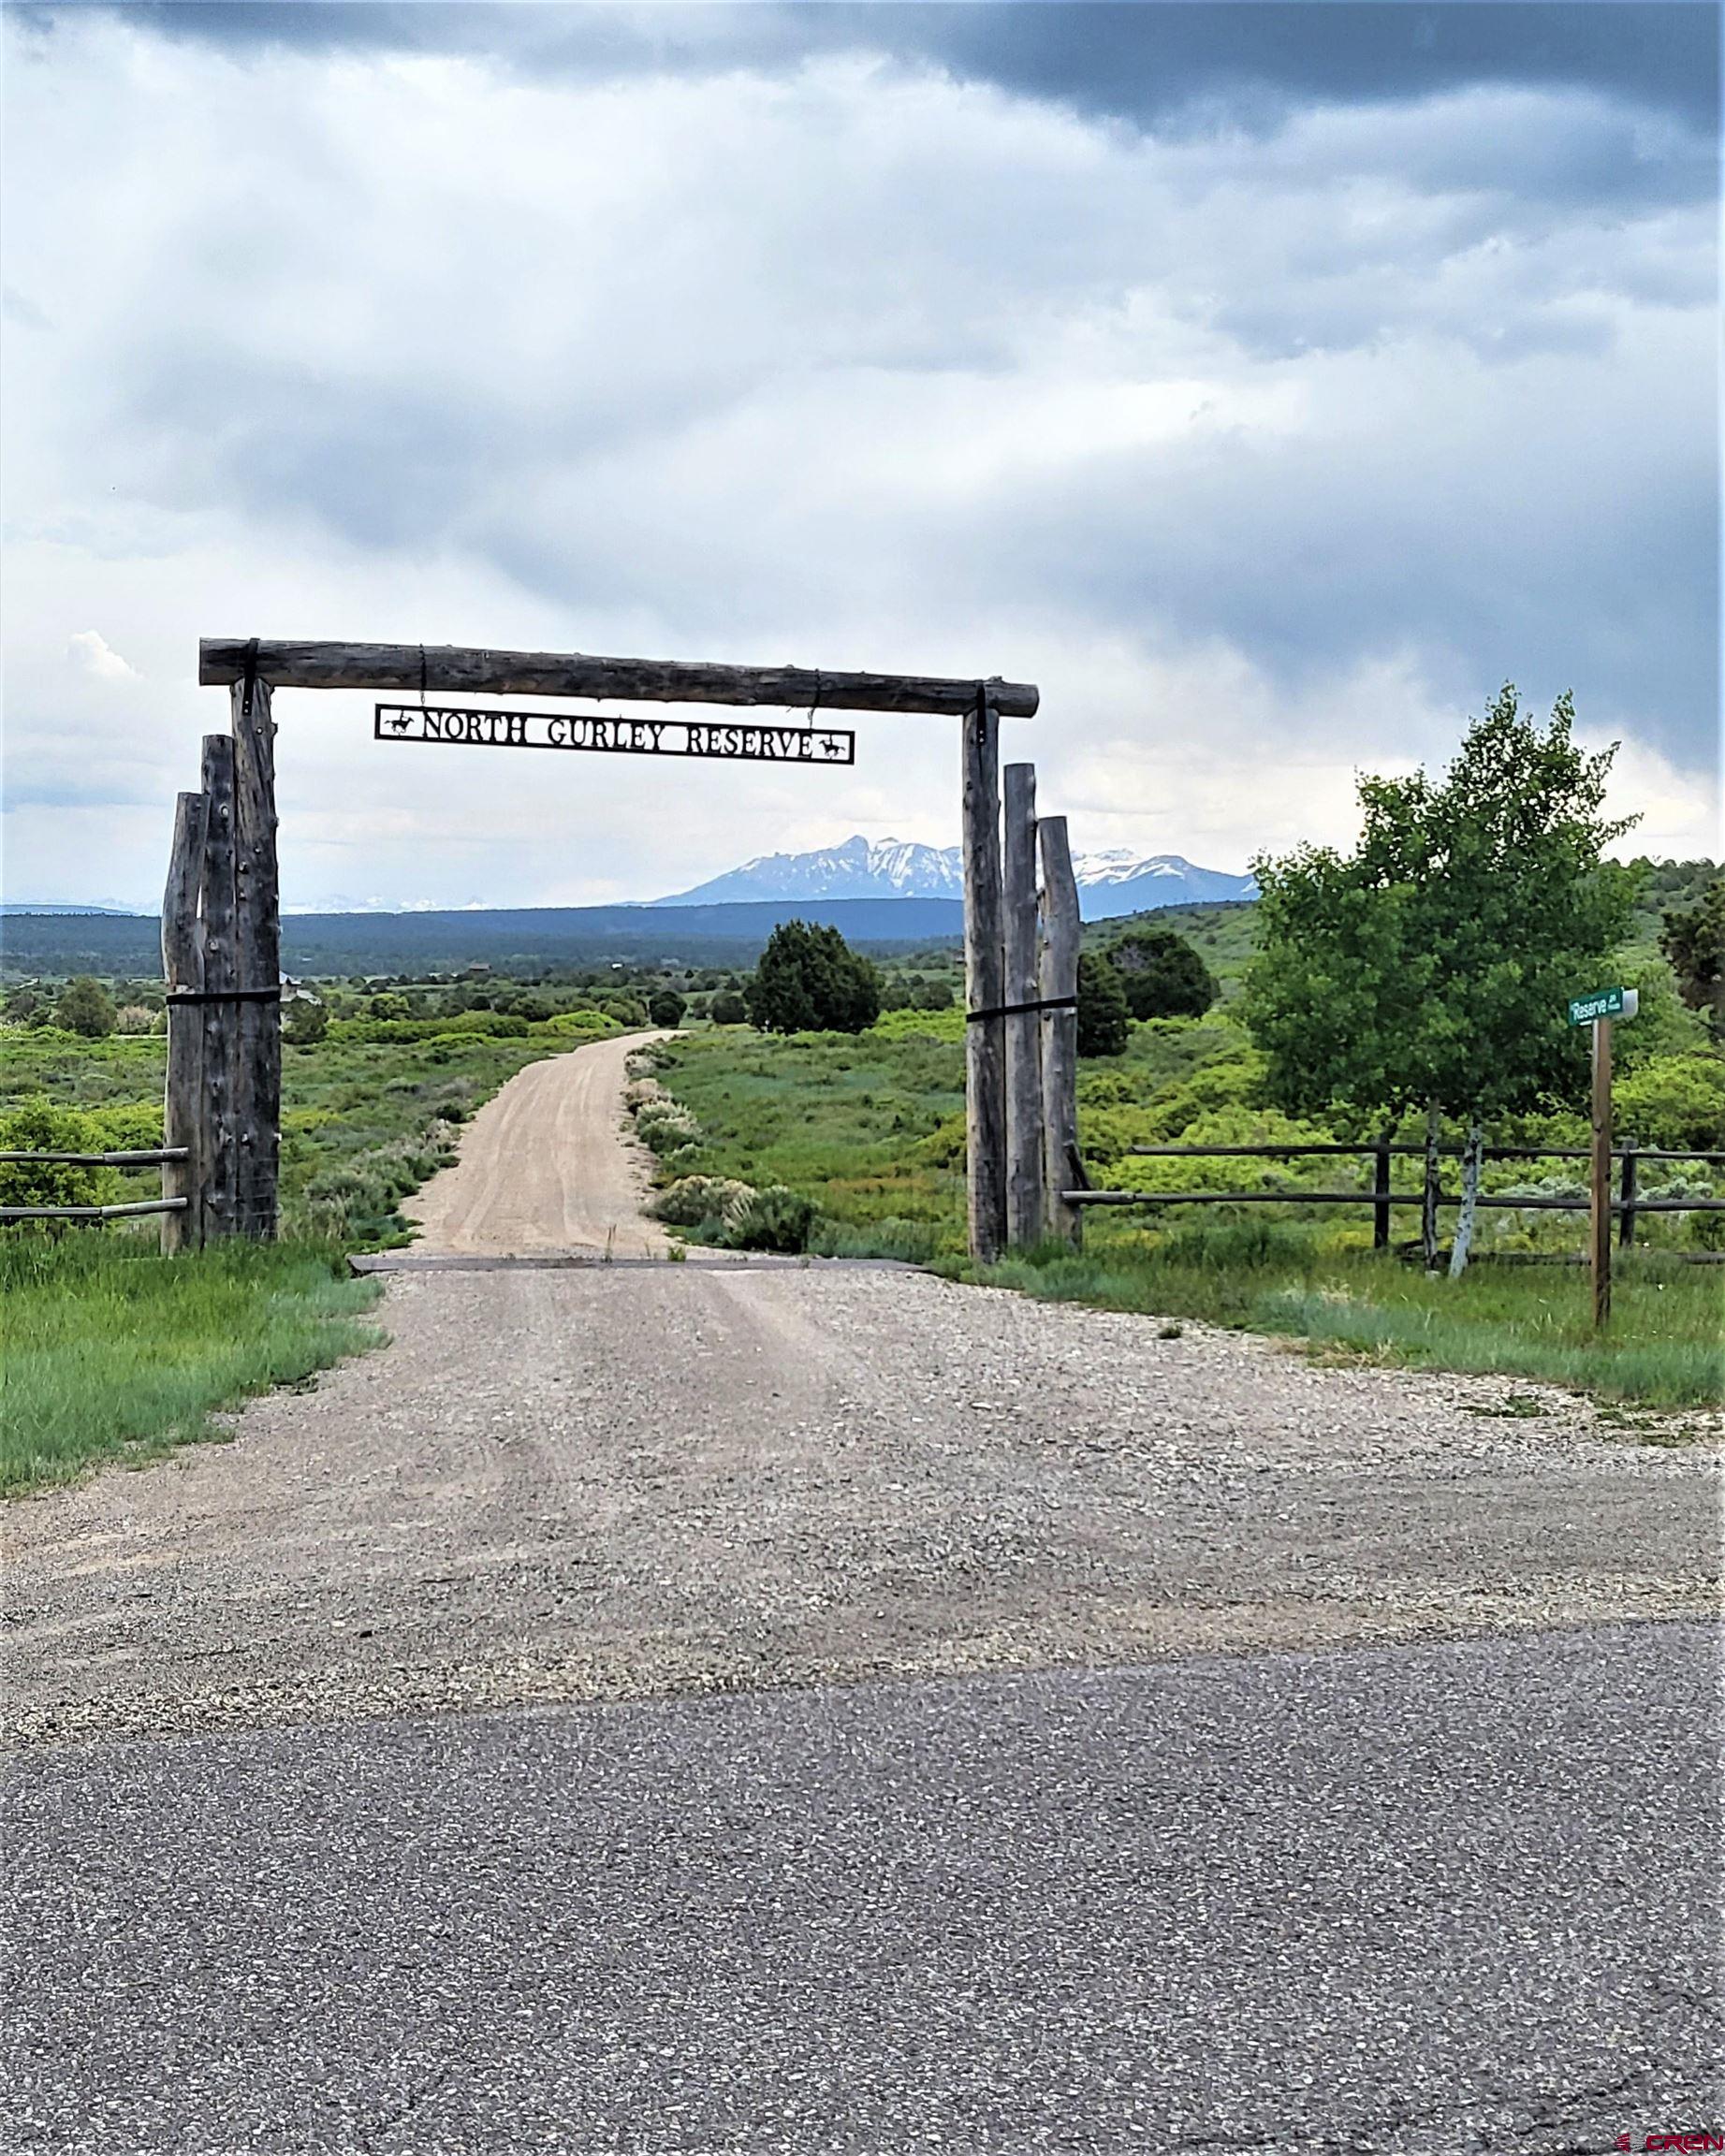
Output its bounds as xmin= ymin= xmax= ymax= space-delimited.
xmin=3 ymin=1035 xmax=1718 ymax=1747
xmin=404 ymin=1028 xmax=672 ymax=1256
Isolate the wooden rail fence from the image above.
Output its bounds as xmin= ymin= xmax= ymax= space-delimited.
xmin=1064 ymin=1136 xmax=1725 ymax=1249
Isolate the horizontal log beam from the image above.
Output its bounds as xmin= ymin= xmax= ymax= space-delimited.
xmin=200 ymin=641 xmax=1039 ymax=719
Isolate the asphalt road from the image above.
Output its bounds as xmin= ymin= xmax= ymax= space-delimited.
xmin=6 ymin=1623 xmax=1721 ymax=2155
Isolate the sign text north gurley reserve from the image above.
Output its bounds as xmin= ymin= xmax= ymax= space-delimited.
xmin=374 ymin=704 xmax=855 ymax=765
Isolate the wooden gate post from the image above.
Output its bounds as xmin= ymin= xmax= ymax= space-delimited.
xmin=161 ymin=792 xmax=209 ymax=1253
xmin=1036 ymin=814 xmax=1082 ymax=1249
xmin=198 ymin=734 xmax=241 ymax=1244
xmin=232 ymin=677 xmax=281 ymax=1239
xmin=1002 ymin=763 xmax=1044 ymax=1249
xmin=962 ymin=692 xmax=1006 ymax=1264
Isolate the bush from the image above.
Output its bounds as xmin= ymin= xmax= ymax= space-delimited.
xmin=1106 ymin=925 xmax=1218 ymax=1021
xmin=0 ymin=1100 xmax=119 ymax=1215
xmin=1615 ymin=1053 xmax=1725 ymax=1152
xmin=722 ymin=1184 xmax=816 ymax=1252
xmin=709 ymin=990 xmax=748 ymax=1026
xmin=53 ymin=977 xmax=116 ymax=1039
xmin=650 ymin=1175 xmax=756 ymax=1227
xmin=746 ymin=922 xmax=882 ymax=1035
xmin=1076 ymin=952 xmax=1130 ymax=1058
xmin=648 ymin=989 xmax=688 ymax=1029
xmin=284 ymin=999 xmax=329 ymax=1045
xmin=635 ymin=1100 xmax=701 ymax=1151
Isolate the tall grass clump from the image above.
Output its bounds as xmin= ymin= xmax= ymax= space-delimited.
xmin=1 ymin=1231 xmax=384 ymax=1494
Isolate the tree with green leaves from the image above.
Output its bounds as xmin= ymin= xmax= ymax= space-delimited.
xmin=52 ymin=976 xmax=116 ymax=1038
xmin=1106 ymin=923 xmax=1218 ymax=1021
xmin=1659 ymin=875 xmax=1725 ymax=1041
xmin=1075 ymin=950 xmax=1131 ymax=1058
xmin=648 ymin=988 xmax=688 ymax=1028
xmin=745 ymin=921 xmax=882 ymax=1035
xmin=1243 ymin=687 xmax=1636 ymax=1274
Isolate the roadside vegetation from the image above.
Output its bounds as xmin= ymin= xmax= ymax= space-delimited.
xmin=634 ymin=696 xmax=1723 ymax=1412
xmin=1 ymin=1234 xmax=384 ymax=1495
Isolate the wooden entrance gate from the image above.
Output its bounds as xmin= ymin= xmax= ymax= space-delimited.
xmin=163 ymin=639 xmax=1079 ymax=1262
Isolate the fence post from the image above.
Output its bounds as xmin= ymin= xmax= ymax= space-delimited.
xmin=1036 ymin=814 xmax=1083 ymax=1250
xmin=1002 ymin=762 xmax=1044 ymax=1250
xmin=198 ymin=734 xmax=241 ymax=1245
xmin=1618 ymin=1137 xmax=1638 ymax=1250
xmin=1373 ymin=1133 xmax=1392 ymax=1251
xmin=232 ymin=676 xmax=281 ymax=1240
xmin=1421 ymin=1107 xmax=1441 ymax=1271
xmin=962 ymin=691 xmax=1006 ymax=1264
xmin=160 ymin=791 xmax=209 ymax=1254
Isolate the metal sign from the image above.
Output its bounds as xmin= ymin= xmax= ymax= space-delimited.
xmin=374 ymin=704 xmax=855 ymax=766
xmin=1567 ymin=986 xmax=1637 ymax=1027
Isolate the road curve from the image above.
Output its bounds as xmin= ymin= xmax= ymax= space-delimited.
xmin=403 ymin=1028 xmax=672 ymax=1257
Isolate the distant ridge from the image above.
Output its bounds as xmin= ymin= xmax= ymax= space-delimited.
xmin=654 ymin=836 xmax=1254 ymax=918
xmin=1 ymin=897 xmax=971 ymax=977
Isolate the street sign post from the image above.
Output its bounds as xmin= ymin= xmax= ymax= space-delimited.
xmin=1566 ymin=987 xmax=1639 ymax=1328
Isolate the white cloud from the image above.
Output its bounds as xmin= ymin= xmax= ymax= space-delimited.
xmin=1 ymin=15 xmax=1713 ymax=910
xmin=66 ymin=629 xmax=140 ymax=682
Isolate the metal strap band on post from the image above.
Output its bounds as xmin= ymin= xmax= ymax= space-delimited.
xmin=966 ymin=995 xmax=1077 ymax=1024
xmin=165 ymin=986 xmax=283 ymax=1005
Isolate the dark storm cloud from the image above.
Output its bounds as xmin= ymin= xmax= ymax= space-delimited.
xmin=36 ymin=1 xmax=1725 ymax=143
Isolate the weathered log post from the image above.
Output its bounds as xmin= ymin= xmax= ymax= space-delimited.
xmin=962 ymin=691 xmax=1006 ymax=1264
xmin=198 ymin=735 xmax=241 ymax=1245
xmin=1037 ymin=814 xmax=1082 ymax=1249
xmin=160 ymin=792 xmax=209 ymax=1254
xmin=1002 ymin=763 xmax=1044 ymax=1249
xmin=232 ymin=675 xmax=281 ymax=1239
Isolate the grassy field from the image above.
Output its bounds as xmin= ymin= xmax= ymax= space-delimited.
xmin=0 ymin=1009 xmax=621 ymax=1493
xmin=1 ymin=1233 xmax=383 ymax=1495
xmin=645 ymin=1019 xmax=1723 ymax=1412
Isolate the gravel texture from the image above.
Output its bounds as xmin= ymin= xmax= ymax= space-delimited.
xmin=4 ymin=1256 xmax=1718 ymax=1748
xmin=4 ymin=1624 xmax=1721 ymax=2153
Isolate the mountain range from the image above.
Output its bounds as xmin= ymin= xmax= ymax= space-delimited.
xmin=652 ymin=836 xmax=1255 ymax=919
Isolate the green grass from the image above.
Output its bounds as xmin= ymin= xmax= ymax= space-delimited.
xmin=964 ymin=1226 xmax=1723 ymax=1413
xmin=0 ymin=1231 xmax=385 ymax=1494
xmin=651 ymin=1023 xmax=1720 ymax=1413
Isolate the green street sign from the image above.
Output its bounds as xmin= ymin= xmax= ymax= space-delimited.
xmin=1568 ymin=986 xmax=1636 ymax=1027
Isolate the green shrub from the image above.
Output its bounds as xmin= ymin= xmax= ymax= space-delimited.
xmin=722 ymin=1184 xmax=816 ymax=1253
xmin=650 ymin=1174 xmax=755 ymax=1227
xmin=635 ymin=1100 xmax=701 ymax=1151
xmin=1615 ymin=1053 xmax=1725 ymax=1152
xmin=0 ymin=1100 xmax=119 ymax=1215
xmin=53 ymin=977 xmax=116 ymax=1039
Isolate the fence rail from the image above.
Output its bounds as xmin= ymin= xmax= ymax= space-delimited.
xmin=1069 ymin=1132 xmax=1724 ymax=1251
xmin=0 ymin=1148 xmax=189 ymax=1167
xmin=0 ymin=1198 xmax=189 ymax=1222
xmin=0 ymin=1145 xmax=193 ymax=1229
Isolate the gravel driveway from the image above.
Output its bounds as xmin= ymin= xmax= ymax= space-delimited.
xmin=5 ymin=1032 xmax=1718 ymax=1749
xmin=5 ymin=1256 xmax=1718 ymax=1747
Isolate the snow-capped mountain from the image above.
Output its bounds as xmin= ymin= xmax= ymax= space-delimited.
xmin=651 ymin=837 xmax=963 ymax=908
xmin=652 ymin=838 xmax=1254 ymax=919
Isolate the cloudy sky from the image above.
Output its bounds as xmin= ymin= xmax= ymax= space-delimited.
xmin=3 ymin=1 xmax=1717 ymax=911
